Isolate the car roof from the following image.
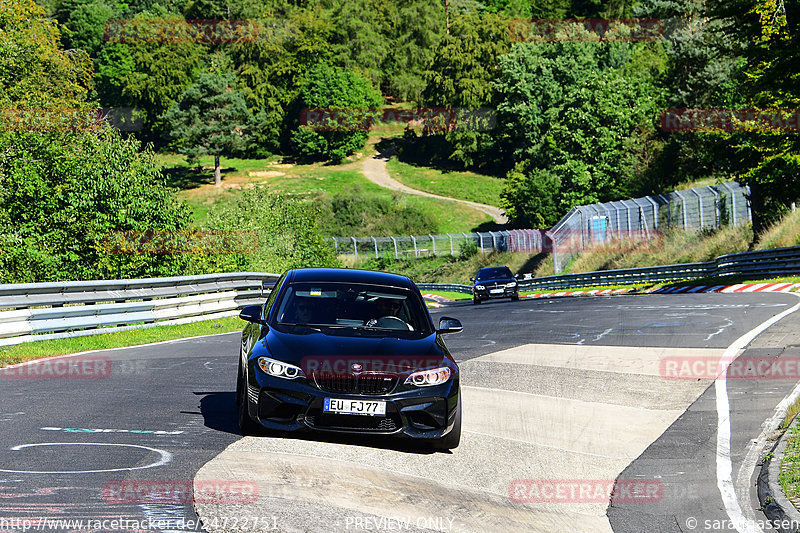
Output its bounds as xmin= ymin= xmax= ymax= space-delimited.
xmin=478 ymin=266 xmax=511 ymax=273
xmin=287 ymin=268 xmax=415 ymax=288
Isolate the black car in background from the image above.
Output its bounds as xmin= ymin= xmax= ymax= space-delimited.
xmin=471 ymin=266 xmax=519 ymax=304
xmin=236 ymin=268 xmax=463 ymax=449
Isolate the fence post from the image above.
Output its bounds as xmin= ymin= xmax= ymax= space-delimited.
xmin=477 ymin=233 xmax=483 ymax=253
xmin=707 ymin=186 xmax=720 ymax=227
xmin=691 ymin=188 xmax=704 ymax=229
xmin=659 ymin=194 xmax=671 ymax=227
xmin=391 ymin=237 xmax=398 ymax=259
xmin=675 ymin=191 xmax=688 ymax=230
xmin=429 ymin=234 xmax=436 ymax=256
xmin=351 ymin=237 xmax=358 ymax=260
xmin=371 ymin=236 xmax=378 ymax=258
xmin=411 ymin=235 xmax=418 ymax=257
xmin=645 ymin=196 xmax=658 ymax=230
xmin=489 ymin=231 xmax=497 ymax=250
xmin=721 ymin=182 xmax=738 ymax=225
xmin=448 ymin=234 xmax=453 ymax=255
xmin=333 ymin=237 xmax=338 ymax=254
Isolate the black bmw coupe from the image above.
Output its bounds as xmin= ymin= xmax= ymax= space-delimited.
xmin=236 ymin=268 xmax=463 ymax=449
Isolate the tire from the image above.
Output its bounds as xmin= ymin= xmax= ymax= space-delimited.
xmin=473 ymin=296 xmax=481 ymax=305
xmin=511 ymin=293 xmax=519 ymax=301
xmin=432 ymin=400 xmax=461 ymax=450
xmin=237 ymin=359 xmax=259 ymax=435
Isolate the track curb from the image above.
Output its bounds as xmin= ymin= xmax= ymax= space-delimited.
xmin=758 ymin=417 xmax=800 ymax=533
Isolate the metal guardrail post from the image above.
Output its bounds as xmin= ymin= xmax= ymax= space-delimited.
xmin=429 ymin=234 xmax=436 ymax=256
xmin=411 ymin=235 xmax=418 ymax=257
xmin=391 ymin=237 xmax=398 ymax=259
xmin=490 ymin=231 xmax=497 ymax=250
xmin=477 ymin=233 xmax=483 ymax=253
xmin=720 ymin=182 xmax=737 ymax=226
xmin=448 ymin=234 xmax=453 ymax=255
xmin=351 ymin=237 xmax=358 ymax=259
xmin=332 ymin=237 xmax=338 ymax=253
xmin=371 ymin=237 xmax=378 ymax=258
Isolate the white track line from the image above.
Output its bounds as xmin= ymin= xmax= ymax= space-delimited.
xmin=715 ymin=293 xmax=800 ymax=533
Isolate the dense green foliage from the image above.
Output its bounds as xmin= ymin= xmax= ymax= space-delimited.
xmin=316 ymin=186 xmax=437 ymax=237
xmin=3 ymin=0 xmax=799 ymax=284
xmin=203 ymin=188 xmax=339 ymax=272
xmin=289 ymin=63 xmax=383 ymax=162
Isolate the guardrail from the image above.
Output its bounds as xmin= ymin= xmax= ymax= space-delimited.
xmin=419 ymin=246 xmax=800 ymax=293
xmin=0 ymin=273 xmax=280 ymax=347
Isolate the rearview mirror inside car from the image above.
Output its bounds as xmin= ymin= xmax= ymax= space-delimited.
xmin=437 ymin=316 xmax=463 ymax=334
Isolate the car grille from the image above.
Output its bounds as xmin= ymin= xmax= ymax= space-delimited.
xmin=305 ymin=413 xmax=399 ymax=432
xmin=313 ymin=372 xmax=397 ymax=395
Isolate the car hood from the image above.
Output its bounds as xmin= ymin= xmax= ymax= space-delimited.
xmin=258 ymin=328 xmax=447 ymax=372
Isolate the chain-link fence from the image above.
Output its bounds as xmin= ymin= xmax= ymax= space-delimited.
xmin=331 ymin=229 xmax=549 ymax=259
xmin=549 ymin=182 xmax=751 ymax=273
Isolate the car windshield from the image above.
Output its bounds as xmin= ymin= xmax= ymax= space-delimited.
xmin=477 ymin=267 xmax=513 ymax=281
xmin=273 ymin=282 xmax=431 ymax=335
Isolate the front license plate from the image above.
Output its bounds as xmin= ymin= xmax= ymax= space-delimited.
xmin=324 ymin=398 xmax=386 ymax=416
xmin=490 ymin=288 xmax=504 ymax=294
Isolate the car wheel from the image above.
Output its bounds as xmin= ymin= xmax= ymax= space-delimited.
xmin=237 ymin=359 xmax=259 ymax=435
xmin=432 ymin=400 xmax=461 ymax=450
xmin=473 ymin=296 xmax=481 ymax=305
xmin=511 ymin=293 xmax=519 ymax=301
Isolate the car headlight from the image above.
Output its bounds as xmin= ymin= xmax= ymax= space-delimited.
xmin=506 ymin=282 xmax=517 ymax=288
xmin=405 ymin=367 xmax=451 ymax=387
xmin=475 ymin=285 xmax=485 ymax=290
xmin=257 ymin=357 xmax=304 ymax=379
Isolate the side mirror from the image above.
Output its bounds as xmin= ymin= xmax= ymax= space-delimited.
xmin=437 ymin=316 xmax=463 ymax=334
xmin=469 ymin=277 xmax=475 ymax=282
xmin=239 ymin=305 xmax=264 ymax=324
xmin=514 ymin=274 xmax=520 ymax=280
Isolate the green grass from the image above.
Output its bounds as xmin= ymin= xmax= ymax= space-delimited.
xmin=386 ymin=158 xmax=504 ymax=207
xmin=780 ymin=423 xmax=800 ymax=505
xmin=756 ymin=209 xmax=800 ymax=250
xmin=0 ymin=316 xmax=244 ymax=365
xmin=160 ymin=152 xmax=494 ymax=234
xmin=538 ymin=225 xmax=755 ymax=277
xmin=352 ymin=251 xmax=550 ymax=285
xmin=420 ymin=290 xmax=472 ymax=301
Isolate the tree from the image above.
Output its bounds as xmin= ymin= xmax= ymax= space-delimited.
xmin=495 ymin=41 xmax=662 ymax=226
xmin=162 ymin=70 xmax=255 ymax=186
xmin=0 ymin=0 xmax=92 ymax=108
xmin=54 ymin=0 xmax=116 ymax=57
xmin=94 ymin=9 xmax=205 ymax=144
xmin=421 ymin=12 xmax=511 ymax=169
xmin=289 ymin=63 xmax=382 ymax=162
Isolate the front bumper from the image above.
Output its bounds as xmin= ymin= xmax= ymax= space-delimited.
xmin=473 ymin=287 xmax=518 ymax=300
xmin=246 ymin=372 xmax=460 ymax=440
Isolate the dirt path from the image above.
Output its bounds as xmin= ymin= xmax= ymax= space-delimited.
xmin=362 ymin=148 xmax=508 ymax=224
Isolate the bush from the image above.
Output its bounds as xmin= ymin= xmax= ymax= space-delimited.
xmin=289 ymin=63 xmax=383 ymax=162
xmin=316 ymin=186 xmax=437 ymax=236
xmin=202 ymin=187 xmax=339 ymax=273
xmin=0 ymin=127 xmax=192 ymax=282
